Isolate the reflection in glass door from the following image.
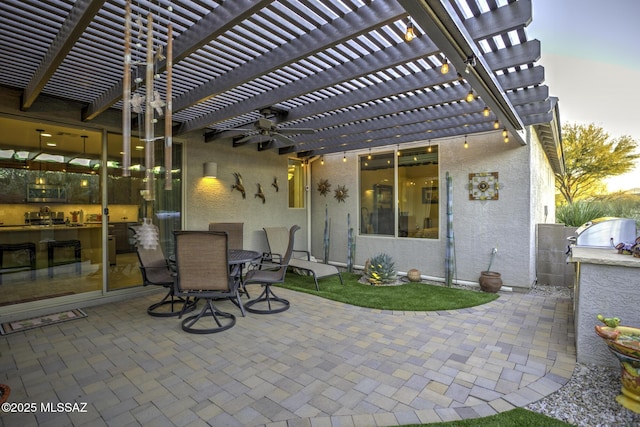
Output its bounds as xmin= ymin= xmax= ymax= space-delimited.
xmin=0 ymin=119 xmax=104 ymax=306
xmin=106 ymin=133 xmax=182 ymax=291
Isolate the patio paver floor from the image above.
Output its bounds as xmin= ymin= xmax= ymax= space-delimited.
xmin=0 ymin=285 xmax=575 ymax=426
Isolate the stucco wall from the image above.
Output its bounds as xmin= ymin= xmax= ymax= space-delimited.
xmin=184 ymin=135 xmax=308 ymax=254
xmin=309 ymin=130 xmax=555 ymax=289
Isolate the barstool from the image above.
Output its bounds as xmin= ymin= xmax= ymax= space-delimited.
xmin=47 ymin=240 xmax=81 ymax=278
xmin=0 ymin=243 xmax=36 ymax=284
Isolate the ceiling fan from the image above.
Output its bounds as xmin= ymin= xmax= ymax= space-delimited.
xmin=233 ymin=117 xmax=314 ymax=146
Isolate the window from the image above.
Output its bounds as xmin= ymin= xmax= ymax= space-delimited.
xmin=288 ymin=158 xmax=305 ymax=208
xmin=359 ymin=145 xmax=439 ymax=238
xmin=360 ymin=152 xmax=394 ymax=235
xmin=398 ymin=146 xmax=439 ymax=238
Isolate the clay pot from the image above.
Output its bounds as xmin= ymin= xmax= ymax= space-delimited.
xmin=479 ymin=271 xmax=502 ymax=293
xmin=407 ymin=269 xmax=421 ymax=282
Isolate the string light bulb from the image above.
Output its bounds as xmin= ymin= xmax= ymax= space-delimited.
xmin=440 ymin=58 xmax=449 ymax=74
xmin=464 ymin=135 xmax=468 ymax=149
xmin=427 ymin=140 xmax=432 ymax=153
xmin=404 ymin=17 xmax=415 ymax=42
xmin=502 ymin=128 xmax=508 ymax=137
xmin=367 ymin=149 xmax=372 ymax=160
xmin=342 ymin=152 xmax=347 ymax=162
xmin=320 ymin=156 xmax=324 ymax=165
xmin=483 ymin=106 xmax=490 ymax=117
xmin=397 ymin=144 xmax=401 ymax=156
xmin=493 ymin=120 xmax=500 ymax=129
xmin=465 ymin=89 xmax=474 ymax=103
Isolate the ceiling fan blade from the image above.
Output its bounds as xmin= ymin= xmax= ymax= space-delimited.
xmin=277 ymin=128 xmax=315 ymax=135
xmin=272 ymin=133 xmax=296 ymax=145
xmin=235 ymin=134 xmax=255 ymax=144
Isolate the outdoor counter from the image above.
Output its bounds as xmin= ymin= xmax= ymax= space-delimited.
xmin=571 ymin=246 xmax=640 ymax=367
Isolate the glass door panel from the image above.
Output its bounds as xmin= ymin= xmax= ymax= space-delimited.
xmin=105 ymin=133 xmax=182 ymax=291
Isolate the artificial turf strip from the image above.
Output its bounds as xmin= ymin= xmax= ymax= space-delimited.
xmin=277 ymin=272 xmax=499 ymax=311
xmin=394 ymin=408 xmax=572 ymax=426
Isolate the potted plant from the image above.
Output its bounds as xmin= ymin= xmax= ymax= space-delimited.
xmin=479 ymin=247 xmax=502 ymax=293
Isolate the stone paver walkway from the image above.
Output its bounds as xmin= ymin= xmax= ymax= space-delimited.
xmin=0 ymin=285 xmax=575 ymax=426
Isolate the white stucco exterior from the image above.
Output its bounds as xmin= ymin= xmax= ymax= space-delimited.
xmin=307 ymin=128 xmax=557 ymax=290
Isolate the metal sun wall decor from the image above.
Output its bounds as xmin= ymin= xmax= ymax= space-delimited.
xmin=122 ymin=0 xmax=174 ymax=198
xmin=317 ymin=179 xmax=331 ymax=197
xmin=334 ymin=184 xmax=349 ymax=203
xmin=468 ymin=172 xmax=499 ymax=200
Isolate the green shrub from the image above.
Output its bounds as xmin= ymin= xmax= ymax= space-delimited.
xmin=364 ymin=253 xmax=397 ymax=285
xmin=556 ymin=200 xmax=606 ymax=226
xmin=556 ymin=195 xmax=640 ymax=228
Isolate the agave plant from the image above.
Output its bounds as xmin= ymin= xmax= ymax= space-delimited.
xmin=364 ymin=253 xmax=396 ymax=285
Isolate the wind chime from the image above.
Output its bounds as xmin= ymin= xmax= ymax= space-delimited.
xmin=122 ymin=0 xmax=173 ymax=198
xmin=122 ymin=0 xmax=173 ymax=249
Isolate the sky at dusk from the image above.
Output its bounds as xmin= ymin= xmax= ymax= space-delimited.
xmin=527 ymin=0 xmax=640 ymax=191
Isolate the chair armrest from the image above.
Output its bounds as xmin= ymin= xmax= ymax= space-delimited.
xmin=261 ymin=251 xmax=283 ymax=264
xmin=247 ymin=260 xmax=284 ymax=271
xmin=292 ymin=249 xmax=310 ymax=260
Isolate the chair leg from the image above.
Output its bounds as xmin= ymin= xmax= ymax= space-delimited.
xmin=181 ymin=298 xmax=236 ymax=334
xmin=245 ymin=284 xmax=290 ymax=314
xmin=148 ymin=287 xmax=196 ymax=317
xmin=230 ymin=289 xmax=246 ymax=317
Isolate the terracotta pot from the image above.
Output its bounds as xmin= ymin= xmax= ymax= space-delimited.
xmin=479 ymin=271 xmax=502 ymax=293
xmin=407 ymin=269 xmax=421 ymax=282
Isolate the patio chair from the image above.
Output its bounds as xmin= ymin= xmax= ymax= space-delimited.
xmin=243 ymin=225 xmax=299 ymax=314
xmin=132 ymin=225 xmax=195 ymax=317
xmin=208 ymin=222 xmax=250 ymax=297
xmin=263 ymin=226 xmax=343 ymax=291
xmin=208 ymin=222 xmax=243 ymax=249
xmin=173 ymin=230 xmax=244 ymax=333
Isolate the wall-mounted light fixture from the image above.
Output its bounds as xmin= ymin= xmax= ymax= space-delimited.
xmin=203 ymin=162 xmax=218 ymax=178
xmin=404 ymin=17 xmax=415 ymax=42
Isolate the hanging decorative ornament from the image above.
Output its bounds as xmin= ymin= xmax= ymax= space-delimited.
xmin=122 ymin=0 xmax=173 ymax=192
xmin=135 ymin=218 xmax=159 ymax=250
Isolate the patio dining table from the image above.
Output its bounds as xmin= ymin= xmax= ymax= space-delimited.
xmin=168 ymin=249 xmax=260 ymax=266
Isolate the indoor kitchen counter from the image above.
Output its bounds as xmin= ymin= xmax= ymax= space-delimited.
xmin=0 ymin=223 xmax=107 ymax=265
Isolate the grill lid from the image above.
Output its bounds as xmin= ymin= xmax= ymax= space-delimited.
xmin=574 ymin=217 xmax=637 ymax=248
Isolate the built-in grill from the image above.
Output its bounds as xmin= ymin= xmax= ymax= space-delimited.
xmin=569 ymin=217 xmax=638 ymax=249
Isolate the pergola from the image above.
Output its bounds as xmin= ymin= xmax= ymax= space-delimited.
xmin=0 ymin=0 xmax=562 ymax=171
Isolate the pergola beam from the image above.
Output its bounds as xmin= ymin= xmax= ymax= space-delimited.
xmin=83 ymin=0 xmax=272 ymax=120
xmin=21 ymin=0 xmax=105 ymax=111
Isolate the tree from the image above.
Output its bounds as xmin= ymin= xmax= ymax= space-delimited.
xmin=555 ymin=123 xmax=639 ymax=204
